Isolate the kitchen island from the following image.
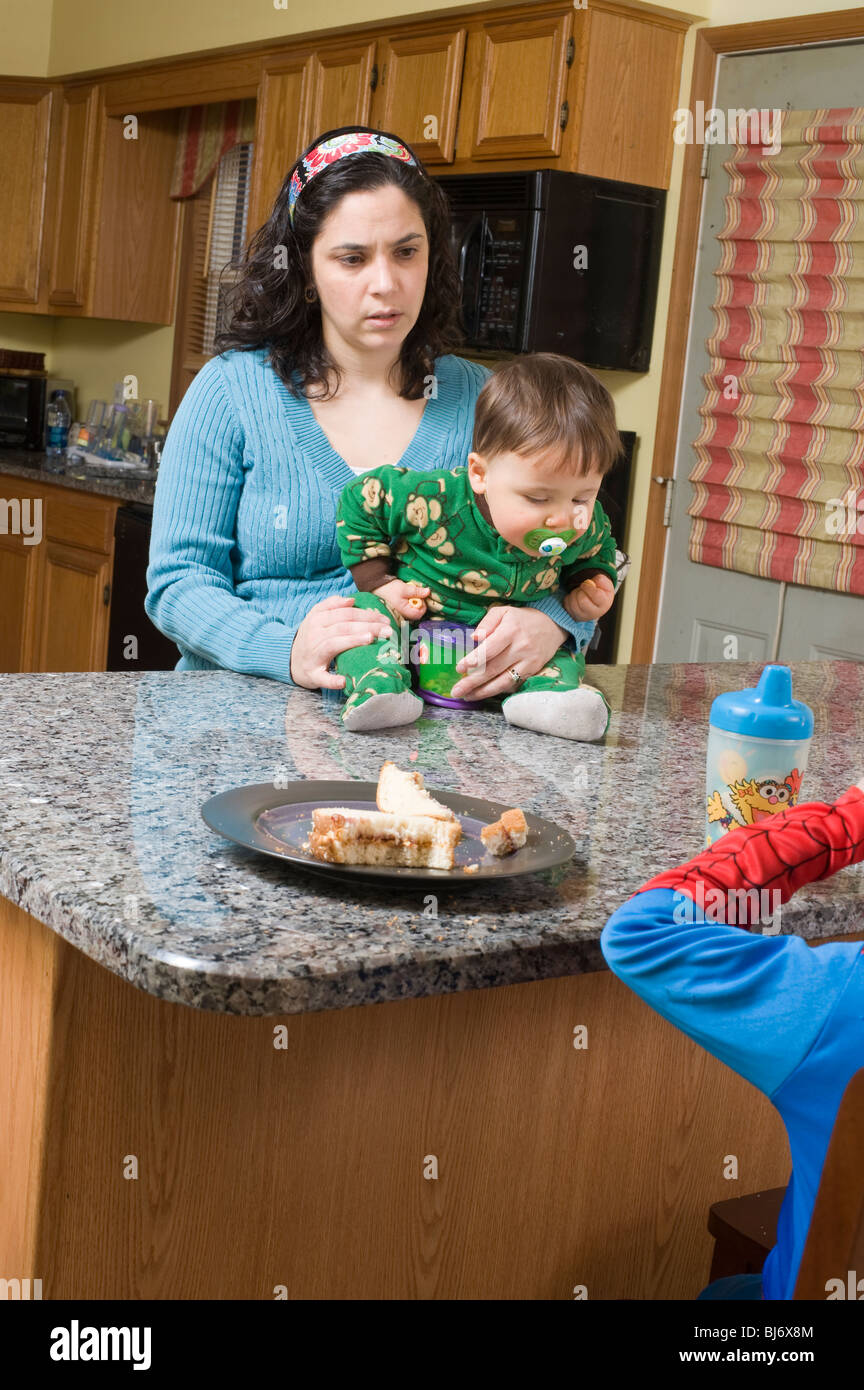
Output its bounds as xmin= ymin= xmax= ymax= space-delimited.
xmin=2 ymin=662 xmax=863 ymax=1298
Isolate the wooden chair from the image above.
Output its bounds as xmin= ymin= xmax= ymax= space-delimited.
xmin=706 ymin=1068 xmax=864 ymax=1299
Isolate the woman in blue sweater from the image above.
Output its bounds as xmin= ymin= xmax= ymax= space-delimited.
xmin=145 ymin=127 xmax=599 ymax=690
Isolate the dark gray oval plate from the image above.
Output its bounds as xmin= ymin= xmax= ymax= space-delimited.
xmin=200 ymin=781 xmax=576 ymax=886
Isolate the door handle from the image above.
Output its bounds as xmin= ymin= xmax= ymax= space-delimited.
xmin=457 ymin=214 xmax=484 ymax=339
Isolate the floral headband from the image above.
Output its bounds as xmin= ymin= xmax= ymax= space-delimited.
xmin=288 ymin=130 xmax=419 ymax=225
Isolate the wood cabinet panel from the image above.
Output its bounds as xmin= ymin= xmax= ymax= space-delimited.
xmin=5 ymin=898 xmax=794 ymax=1300
xmin=48 ymin=86 xmax=101 ymax=309
xmin=0 ymin=535 xmax=39 ymax=672
xmin=42 ymin=484 xmax=115 ymax=553
xmin=0 ymin=84 xmax=54 ymax=306
xmin=0 ymin=474 xmax=46 ymax=670
xmin=99 ymin=55 xmax=261 ymax=116
xmin=299 ymin=42 xmax=377 ymax=149
xmin=462 ymin=8 xmax=574 ymax=161
xmin=0 ymin=476 xmax=116 ymax=673
xmin=34 ymin=542 xmax=111 ymax=673
xmin=247 ymin=56 xmax=308 ymax=242
xmin=89 ymin=108 xmax=183 ymax=323
xmin=2 ymin=80 xmax=184 ymax=323
xmin=576 ymin=6 xmax=685 ymax=189
xmin=371 ymin=29 xmax=466 ymax=164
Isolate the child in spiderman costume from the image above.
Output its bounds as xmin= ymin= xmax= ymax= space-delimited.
xmin=601 ymin=779 xmax=864 ymax=1300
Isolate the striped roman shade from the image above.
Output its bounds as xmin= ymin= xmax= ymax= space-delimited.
xmin=688 ymin=107 xmax=864 ymax=595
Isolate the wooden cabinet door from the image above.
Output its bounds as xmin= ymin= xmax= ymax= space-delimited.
xmin=460 ymin=7 xmax=574 ymax=161
xmin=299 ymin=42 xmax=377 ymax=151
xmin=0 ymin=83 xmax=55 ymax=309
xmin=370 ymin=29 xmax=466 ymax=164
xmin=575 ymin=6 xmax=685 ymax=189
xmin=34 ymin=542 xmax=111 ymax=672
xmin=248 ymin=41 xmax=376 ymax=239
xmin=47 ymin=85 xmax=102 ymax=310
xmin=0 ymin=501 xmax=41 ymax=672
xmin=88 ymin=107 xmax=183 ymax=323
xmin=247 ymin=54 xmax=308 ymax=242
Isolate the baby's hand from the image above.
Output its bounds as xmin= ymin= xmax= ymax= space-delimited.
xmin=372 ymin=578 xmax=429 ymax=619
xmin=564 ymin=573 xmax=616 ymax=622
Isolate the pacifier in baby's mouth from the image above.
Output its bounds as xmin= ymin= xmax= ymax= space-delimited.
xmin=523 ymin=526 xmax=579 ymax=556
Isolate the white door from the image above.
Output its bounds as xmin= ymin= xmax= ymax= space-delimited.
xmin=655 ymin=41 xmax=864 ymax=663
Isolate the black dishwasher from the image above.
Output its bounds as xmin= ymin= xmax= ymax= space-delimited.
xmin=107 ymin=503 xmax=181 ymax=670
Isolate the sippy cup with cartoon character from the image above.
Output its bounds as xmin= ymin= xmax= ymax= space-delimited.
xmin=705 ymin=665 xmax=814 ymax=847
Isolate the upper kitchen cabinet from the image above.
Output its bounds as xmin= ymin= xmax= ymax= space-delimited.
xmin=457 ymin=6 xmax=575 ymax=163
xmin=0 ymin=81 xmax=183 ymax=322
xmin=248 ymin=55 xmax=306 ymax=240
xmin=0 ymin=83 xmax=55 ymax=308
xmin=573 ymin=3 xmax=686 ymax=189
xmin=368 ymin=27 xmax=466 ymax=164
xmin=247 ymin=41 xmax=375 ymax=240
xmin=51 ymin=90 xmax=183 ymax=322
xmin=451 ymin=0 xmax=685 ymax=187
xmin=47 ymin=85 xmax=102 ymax=310
xmin=301 ymin=41 xmax=377 ymax=141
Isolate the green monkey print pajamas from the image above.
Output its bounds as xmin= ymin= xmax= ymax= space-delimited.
xmin=333 ymin=465 xmax=620 ymax=723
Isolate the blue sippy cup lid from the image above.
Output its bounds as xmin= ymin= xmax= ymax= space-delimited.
xmin=709 ymin=664 xmax=814 ymax=738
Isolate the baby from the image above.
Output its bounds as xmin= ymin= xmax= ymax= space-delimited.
xmin=333 ymin=352 xmax=625 ymax=742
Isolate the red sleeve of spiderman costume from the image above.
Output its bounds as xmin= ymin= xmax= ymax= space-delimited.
xmin=631 ymin=784 xmax=864 ymax=924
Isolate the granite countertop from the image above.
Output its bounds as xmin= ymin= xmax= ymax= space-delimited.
xmin=0 ymin=449 xmax=157 ymax=504
xmin=1 ymin=663 xmax=862 ymax=1017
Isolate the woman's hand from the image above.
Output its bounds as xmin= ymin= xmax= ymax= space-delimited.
xmin=450 ymin=605 xmax=566 ymax=701
xmin=289 ymin=594 xmax=392 ymax=690
xmin=564 ymin=574 xmax=616 ymax=622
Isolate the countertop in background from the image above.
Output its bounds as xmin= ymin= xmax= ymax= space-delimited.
xmin=0 ymin=449 xmax=157 ymax=504
xmin=1 ymin=662 xmax=862 ymax=1016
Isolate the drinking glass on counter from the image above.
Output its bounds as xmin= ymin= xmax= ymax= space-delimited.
xmin=95 ymin=403 xmax=133 ymax=459
xmin=72 ymin=399 xmax=108 ymax=452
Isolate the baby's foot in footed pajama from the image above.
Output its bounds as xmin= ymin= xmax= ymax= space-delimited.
xmin=502 ymin=685 xmax=610 ymax=742
xmin=340 ymin=676 xmax=423 ymax=733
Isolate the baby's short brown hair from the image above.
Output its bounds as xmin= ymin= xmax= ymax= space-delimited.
xmin=472 ymin=353 xmax=623 ymax=477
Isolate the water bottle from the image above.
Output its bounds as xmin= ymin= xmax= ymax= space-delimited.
xmin=705 ymin=664 xmax=814 ymax=847
xmin=45 ymin=390 xmax=71 ymax=456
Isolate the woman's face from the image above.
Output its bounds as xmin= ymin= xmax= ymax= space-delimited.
xmin=308 ymin=184 xmax=429 ymax=362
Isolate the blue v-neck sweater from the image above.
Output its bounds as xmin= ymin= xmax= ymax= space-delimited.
xmin=144 ymin=347 xmax=596 ymax=682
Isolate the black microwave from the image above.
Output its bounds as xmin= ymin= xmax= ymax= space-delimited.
xmin=0 ymin=371 xmax=48 ymax=450
xmin=433 ymin=169 xmax=666 ymax=373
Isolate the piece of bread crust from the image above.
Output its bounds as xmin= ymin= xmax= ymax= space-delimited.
xmin=309 ymin=807 xmax=461 ymax=869
xmin=480 ymin=807 xmax=528 ymax=857
xmin=376 ymin=760 xmax=456 ymax=821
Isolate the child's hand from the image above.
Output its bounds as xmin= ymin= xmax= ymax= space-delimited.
xmin=564 ymin=573 xmax=616 ymax=622
xmin=372 ymin=578 xmax=430 ymax=619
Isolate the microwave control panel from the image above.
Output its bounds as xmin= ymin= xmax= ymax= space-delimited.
xmin=450 ymin=210 xmax=530 ymax=351
xmin=475 ymin=214 xmax=525 ymax=350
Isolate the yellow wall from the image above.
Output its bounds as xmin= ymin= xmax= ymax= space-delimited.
xmin=2 ymin=0 xmax=860 ymax=663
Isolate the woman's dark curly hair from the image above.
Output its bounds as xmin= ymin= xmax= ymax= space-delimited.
xmin=213 ymin=125 xmax=466 ymax=400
